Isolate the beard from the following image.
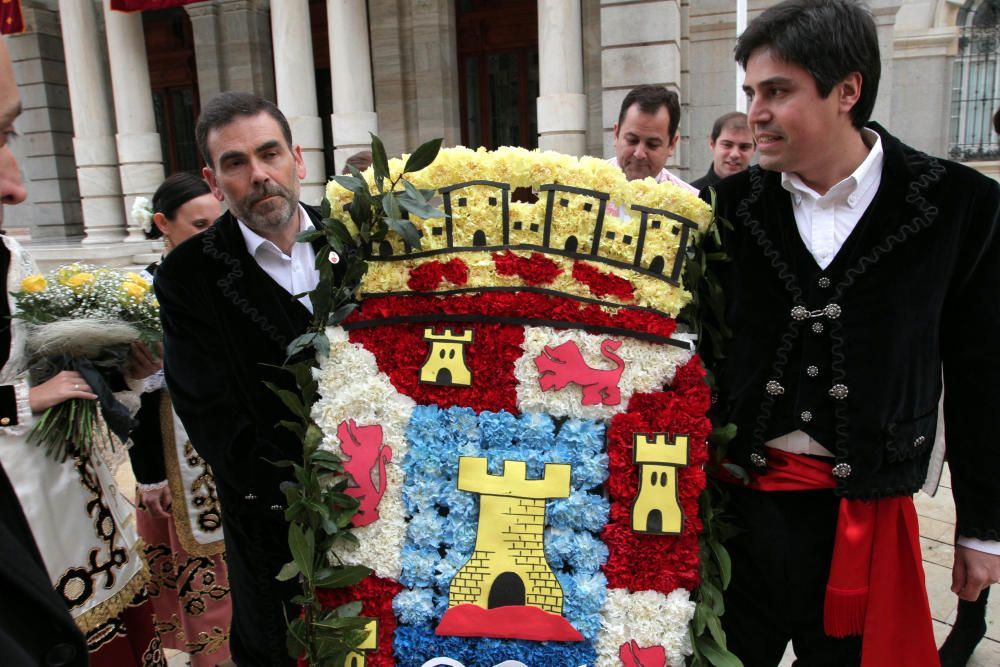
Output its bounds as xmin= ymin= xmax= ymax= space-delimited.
xmin=229 ymin=181 xmax=299 ymax=235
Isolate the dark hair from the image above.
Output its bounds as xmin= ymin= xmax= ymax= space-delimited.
xmin=144 ymin=172 xmax=212 ymax=240
xmin=735 ymin=0 xmax=880 ymax=128
xmin=994 ymin=106 xmax=1000 ymax=136
xmin=710 ymin=112 xmax=749 ymax=142
xmin=195 ymin=91 xmax=293 ymax=168
xmin=342 ymin=150 xmax=373 ymax=175
xmin=616 ymin=85 xmax=681 ymax=140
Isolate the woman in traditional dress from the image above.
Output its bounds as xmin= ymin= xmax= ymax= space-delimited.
xmin=130 ymin=172 xmax=233 ymax=667
xmin=0 ymin=121 xmax=164 ymax=666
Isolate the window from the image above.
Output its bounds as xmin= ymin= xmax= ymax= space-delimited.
xmin=950 ymin=1 xmax=1000 ymax=160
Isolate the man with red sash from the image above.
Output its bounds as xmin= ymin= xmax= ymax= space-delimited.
xmin=706 ymin=2 xmax=1000 ymax=665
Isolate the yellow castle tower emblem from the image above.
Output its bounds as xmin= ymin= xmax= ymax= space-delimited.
xmin=343 ymin=619 xmax=378 ymax=667
xmin=630 ymin=433 xmax=690 ymax=535
xmin=420 ymin=328 xmax=474 ymax=386
xmin=448 ymin=457 xmax=571 ymax=613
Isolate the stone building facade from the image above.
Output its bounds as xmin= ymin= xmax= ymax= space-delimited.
xmin=4 ymin=0 xmax=997 ymax=267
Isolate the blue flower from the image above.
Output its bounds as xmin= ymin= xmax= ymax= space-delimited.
xmin=393 ymin=588 xmax=437 ymax=626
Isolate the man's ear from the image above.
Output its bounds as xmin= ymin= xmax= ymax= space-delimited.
xmin=665 ymin=132 xmax=680 ymax=159
xmin=293 ymin=144 xmax=306 ymax=180
xmin=838 ymin=72 xmax=863 ymax=115
xmin=202 ymin=166 xmax=225 ymax=202
xmin=612 ymin=122 xmax=620 ymax=140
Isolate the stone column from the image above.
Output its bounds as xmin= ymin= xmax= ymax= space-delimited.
xmin=185 ymin=1 xmax=226 ymax=101
xmin=219 ymin=0 xmax=275 ymax=100
xmin=271 ymin=0 xmax=326 ymax=203
xmin=103 ymin=4 xmax=165 ymax=242
xmin=537 ymin=0 xmax=587 ymax=154
xmin=599 ymin=0 xmax=683 ymax=162
xmin=3 ymin=2 xmax=83 ymax=241
xmin=328 ymin=0 xmax=378 ymax=171
xmin=58 ymin=0 xmax=126 ymax=244
xmin=868 ymin=0 xmax=903 ymax=129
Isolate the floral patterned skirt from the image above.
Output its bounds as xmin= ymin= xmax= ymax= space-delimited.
xmin=137 ymin=504 xmax=232 ymax=667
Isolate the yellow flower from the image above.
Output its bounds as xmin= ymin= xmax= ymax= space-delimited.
xmin=20 ymin=274 xmax=47 ymax=293
xmin=66 ymin=272 xmax=95 ymax=290
xmin=121 ymin=281 xmax=147 ymax=299
xmin=125 ymin=272 xmax=150 ymax=290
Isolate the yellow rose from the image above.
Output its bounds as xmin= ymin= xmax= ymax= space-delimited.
xmin=125 ymin=272 xmax=150 ymax=290
xmin=66 ymin=272 xmax=95 ymax=290
xmin=20 ymin=274 xmax=47 ymax=293
xmin=121 ymin=281 xmax=147 ymax=299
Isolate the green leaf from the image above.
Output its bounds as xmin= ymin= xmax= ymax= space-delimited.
xmin=399 ymin=181 xmax=445 ymax=219
xmin=404 ymin=137 xmax=443 ymax=173
xmin=262 ymin=382 xmax=307 ymax=422
xmin=288 ymin=524 xmax=315 ymax=581
xmin=710 ymin=540 xmax=733 ymax=589
xmin=385 ymin=217 xmax=422 ymax=249
xmin=310 ymin=616 xmax=373 ymax=631
xmin=382 ymin=192 xmax=402 ymax=220
xmin=284 ymin=333 xmax=317 ymax=362
xmin=313 ymin=331 xmax=330 ymax=359
xmin=370 ymin=133 xmax=390 ymax=190
xmin=695 ymin=635 xmax=744 ymax=667
xmin=320 ymin=198 xmax=332 ymax=218
xmin=334 ymin=600 xmax=363 ymax=617
xmin=331 ymin=174 xmax=367 ymax=194
xmin=277 ymin=420 xmax=305 ymax=440
xmin=276 ymin=561 xmax=301 ymax=582
xmin=296 ymin=229 xmax=325 ymax=243
xmin=328 ymin=302 xmax=358 ymax=326
xmin=313 ymin=564 xmax=371 ymax=589
xmin=721 ymin=462 xmax=749 ymax=483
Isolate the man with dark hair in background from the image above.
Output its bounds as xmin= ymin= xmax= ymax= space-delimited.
xmin=157 ymin=91 xmax=340 ymax=666
xmin=690 ymin=111 xmax=755 ymax=190
xmin=609 ymin=85 xmax=696 ymax=192
xmin=709 ymin=1 xmax=1000 ymax=665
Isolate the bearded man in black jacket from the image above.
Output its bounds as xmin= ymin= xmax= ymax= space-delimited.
xmin=156 ymin=92 xmax=332 ymax=667
xmin=706 ymin=2 xmax=1000 ymax=666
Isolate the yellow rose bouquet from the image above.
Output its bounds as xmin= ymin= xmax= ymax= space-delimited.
xmin=12 ymin=263 xmax=161 ymax=461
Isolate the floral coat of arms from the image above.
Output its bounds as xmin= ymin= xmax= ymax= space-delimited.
xmin=308 ymin=147 xmax=714 ymax=667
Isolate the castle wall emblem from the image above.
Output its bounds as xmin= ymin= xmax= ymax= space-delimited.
xmin=435 ymin=456 xmax=582 ymax=642
xmin=630 ymin=433 xmax=690 ymax=535
xmin=420 ymin=328 xmax=474 ymax=386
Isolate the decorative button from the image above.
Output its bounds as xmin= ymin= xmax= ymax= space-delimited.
xmin=791 ymin=305 xmax=809 ymax=320
xmin=824 ymin=303 xmax=842 ymax=319
xmin=913 ymin=435 xmax=926 ymax=447
xmin=832 ymin=462 xmax=852 ymax=478
xmin=244 ymin=493 xmax=257 ymax=501
xmin=818 ymin=276 xmax=831 ymax=288
xmin=828 ymin=384 xmax=849 ymax=400
xmin=800 ymin=411 xmax=813 ymax=423
xmin=750 ymin=452 xmax=767 ymax=468
xmin=765 ymin=380 xmax=785 ymax=396
xmin=270 ymin=504 xmax=283 ymax=511
xmin=0 ymin=417 xmax=9 ymax=426
xmin=812 ymin=322 xmax=825 ymax=334
xmin=807 ymin=365 xmax=819 ymax=377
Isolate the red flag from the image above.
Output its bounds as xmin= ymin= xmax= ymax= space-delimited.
xmin=110 ymin=0 xmax=201 ymax=11
xmin=1 ymin=0 xmax=24 ymax=35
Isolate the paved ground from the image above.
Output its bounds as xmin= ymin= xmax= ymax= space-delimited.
xmin=166 ymin=465 xmax=997 ymax=667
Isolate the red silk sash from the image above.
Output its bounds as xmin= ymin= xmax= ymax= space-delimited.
xmin=742 ymin=448 xmax=939 ymax=667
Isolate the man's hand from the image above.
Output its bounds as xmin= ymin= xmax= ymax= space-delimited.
xmin=140 ymin=484 xmax=173 ymax=520
xmin=952 ymin=545 xmax=1000 ymax=601
xmin=28 ymin=370 xmax=97 ymax=413
xmin=127 ymin=341 xmax=162 ymax=380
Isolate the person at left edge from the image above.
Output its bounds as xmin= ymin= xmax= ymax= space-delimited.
xmin=155 ymin=92 xmax=343 ymax=667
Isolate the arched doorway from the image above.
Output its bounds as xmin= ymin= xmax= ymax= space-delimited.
xmin=488 ymin=571 xmax=526 ymax=608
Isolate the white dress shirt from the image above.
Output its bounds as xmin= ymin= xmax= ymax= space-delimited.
xmin=765 ymin=129 xmax=998 ymax=555
xmin=238 ymin=204 xmax=320 ymax=313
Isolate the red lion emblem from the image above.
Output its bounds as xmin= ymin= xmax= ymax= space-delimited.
xmin=619 ymin=639 xmax=667 ymax=667
xmin=534 ymin=339 xmax=625 ymax=406
xmin=337 ymin=419 xmax=392 ymax=527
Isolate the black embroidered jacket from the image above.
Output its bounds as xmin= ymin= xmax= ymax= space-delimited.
xmin=711 ymin=123 xmax=1000 ymax=541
